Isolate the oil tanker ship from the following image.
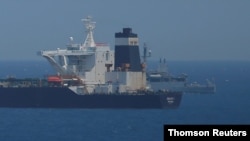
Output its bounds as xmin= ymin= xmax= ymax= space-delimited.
xmin=0 ymin=16 xmax=182 ymax=109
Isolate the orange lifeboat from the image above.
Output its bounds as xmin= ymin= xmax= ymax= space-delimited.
xmin=47 ymin=76 xmax=62 ymax=82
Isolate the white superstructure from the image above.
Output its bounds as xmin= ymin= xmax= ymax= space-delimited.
xmin=39 ymin=16 xmax=148 ymax=95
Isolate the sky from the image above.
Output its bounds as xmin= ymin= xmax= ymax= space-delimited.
xmin=0 ymin=0 xmax=250 ymax=61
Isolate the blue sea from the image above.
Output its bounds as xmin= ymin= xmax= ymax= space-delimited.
xmin=0 ymin=60 xmax=249 ymax=141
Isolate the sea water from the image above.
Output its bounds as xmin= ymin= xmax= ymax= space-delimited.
xmin=0 ymin=60 xmax=249 ymax=141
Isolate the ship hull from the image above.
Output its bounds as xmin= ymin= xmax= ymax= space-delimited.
xmin=0 ymin=87 xmax=182 ymax=109
xmin=150 ymin=82 xmax=216 ymax=94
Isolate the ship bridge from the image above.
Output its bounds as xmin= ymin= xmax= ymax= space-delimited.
xmin=38 ymin=16 xmax=114 ymax=87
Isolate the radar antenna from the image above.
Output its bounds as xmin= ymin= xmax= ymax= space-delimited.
xmin=81 ymin=16 xmax=96 ymax=48
xmin=69 ymin=37 xmax=74 ymax=45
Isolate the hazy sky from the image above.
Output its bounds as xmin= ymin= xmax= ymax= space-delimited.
xmin=0 ymin=0 xmax=250 ymax=61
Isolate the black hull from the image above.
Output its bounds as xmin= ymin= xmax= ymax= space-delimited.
xmin=0 ymin=87 xmax=182 ymax=109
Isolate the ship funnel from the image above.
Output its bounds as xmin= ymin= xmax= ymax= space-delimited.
xmin=114 ymin=28 xmax=141 ymax=71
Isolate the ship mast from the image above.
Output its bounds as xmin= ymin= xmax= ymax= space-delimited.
xmin=158 ymin=57 xmax=168 ymax=73
xmin=81 ymin=16 xmax=96 ymax=48
xmin=142 ymin=43 xmax=151 ymax=63
xmin=141 ymin=43 xmax=151 ymax=70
